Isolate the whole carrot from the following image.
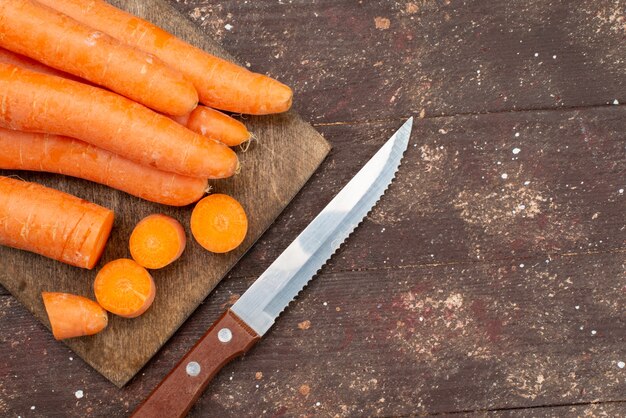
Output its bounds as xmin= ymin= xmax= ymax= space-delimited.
xmin=173 ymin=106 xmax=251 ymax=147
xmin=0 ymin=176 xmax=114 ymax=269
xmin=0 ymin=128 xmax=208 ymax=206
xmin=0 ymin=49 xmax=251 ymax=147
xmin=181 ymin=106 xmax=252 ymax=147
xmin=38 ymin=0 xmax=293 ymax=115
xmin=0 ymin=64 xmax=238 ymax=179
xmin=0 ymin=0 xmax=198 ymax=116
xmin=0 ymin=46 xmax=77 ymax=81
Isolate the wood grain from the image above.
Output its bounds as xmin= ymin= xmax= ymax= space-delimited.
xmin=0 ymin=0 xmax=329 ymax=387
xmin=2 ymin=108 xmax=624 ymax=415
xmin=227 ymin=106 xmax=626 ymax=279
xmin=172 ymin=0 xmax=626 ymax=123
xmin=455 ymin=402 xmax=626 ymax=417
xmin=1 ymin=0 xmax=624 ymax=416
xmin=1 ymin=249 xmax=624 ymax=416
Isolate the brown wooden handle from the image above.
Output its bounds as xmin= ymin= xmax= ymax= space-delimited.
xmin=131 ymin=310 xmax=260 ymax=418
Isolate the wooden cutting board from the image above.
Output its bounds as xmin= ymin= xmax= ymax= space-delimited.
xmin=0 ymin=0 xmax=330 ymax=387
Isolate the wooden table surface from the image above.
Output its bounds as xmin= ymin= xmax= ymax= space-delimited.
xmin=1 ymin=1 xmax=624 ymax=416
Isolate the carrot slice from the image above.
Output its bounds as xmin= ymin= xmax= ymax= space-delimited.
xmin=190 ymin=194 xmax=248 ymax=253
xmin=94 ymin=259 xmax=156 ymax=318
xmin=0 ymin=128 xmax=208 ymax=206
xmin=130 ymin=215 xmax=186 ymax=269
xmin=0 ymin=0 xmax=198 ymax=115
xmin=185 ymin=106 xmax=252 ymax=147
xmin=37 ymin=0 xmax=292 ymax=115
xmin=0 ymin=176 xmax=114 ymax=269
xmin=42 ymin=292 xmax=108 ymax=340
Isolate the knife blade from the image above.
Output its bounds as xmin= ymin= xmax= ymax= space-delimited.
xmin=132 ymin=117 xmax=413 ymax=418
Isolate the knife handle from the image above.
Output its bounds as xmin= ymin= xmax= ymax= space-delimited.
xmin=131 ymin=310 xmax=260 ymax=418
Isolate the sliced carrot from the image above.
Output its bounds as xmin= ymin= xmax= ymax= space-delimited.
xmin=0 ymin=128 xmax=208 ymax=206
xmin=38 ymin=0 xmax=293 ymax=115
xmin=94 ymin=259 xmax=156 ymax=318
xmin=0 ymin=0 xmax=198 ymax=115
xmin=42 ymin=292 xmax=108 ymax=340
xmin=130 ymin=215 xmax=186 ymax=269
xmin=185 ymin=107 xmax=252 ymax=147
xmin=0 ymin=176 xmax=114 ymax=269
xmin=0 ymin=64 xmax=238 ymax=179
xmin=190 ymin=194 xmax=248 ymax=253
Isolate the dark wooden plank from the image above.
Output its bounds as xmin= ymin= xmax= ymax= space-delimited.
xmin=463 ymin=402 xmax=626 ymax=417
xmin=2 ymin=105 xmax=623 ymax=412
xmin=189 ymin=254 xmax=626 ymax=416
xmin=2 ymin=250 xmax=624 ymax=416
xmin=226 ymin=106 xmax=626 ymax=280
xmin=169 ymin=0 xmax=626 ymax=123
xmin=0 ymin=0 xmax=330 ymax=387
xmin=2 ymin=0 xmax=625 ymax=415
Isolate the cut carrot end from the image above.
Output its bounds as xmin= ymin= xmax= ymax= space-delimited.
xmin=0 ymin=176 xmax=114 ymax=269
xmin=130 ymin=214 xmax=186 ymax=269
xmin=42 ymin=292 xmax=108 ymax=340
xmin=85 ymin=210 xmax=115 ymax=269
xmin=190 ymin=194 xmax=248 ymax=253
xmin=94 ymin=259 xmax=156 ymax=318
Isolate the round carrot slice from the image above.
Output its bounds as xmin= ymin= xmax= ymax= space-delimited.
xmin=130 ymin=214 xmax=186 ymax=269
xmin=94 ymin=259 xmax=156 ymax=318
xmin=190 ymin=194 xmax=248 ymax=253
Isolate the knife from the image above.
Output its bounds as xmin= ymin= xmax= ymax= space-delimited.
xmin=131 ymin=117 xmax=413 ymax=418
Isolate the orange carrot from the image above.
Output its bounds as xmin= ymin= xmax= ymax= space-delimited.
xmin=172 ymin=106 xmax=251 ymax=147
xmin=0 ymin=51 xmax=252 ymax=148
xmin=185 ymin=107 xmax=252 ymax=147
xmin=0 ymin=0 xmax=198 ymax=116
xmin=190 ymin=194 xmax=248 ymax=253
xmin=130 ymin=215 xmax=186 ymax=269
xmin=94 ymin=259 xmax=156 ymax=318
xmin=0 ymin=176 xmax=114 ymax=269
xmin=0 ymin=128 xmax=207 ymax=206
xmin=42 ymin=292 xmax=108 ymax=340
xmin=0 ymin=46 xmax=78 ymax=80
xmin=38 ymin=0 xmax=293 ymax=115
xmin=0 ymin=64 xmax=238 ymax=179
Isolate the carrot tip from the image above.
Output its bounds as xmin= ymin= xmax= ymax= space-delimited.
xmin=271 ymin=83 xmax=293 ymax=113
xmin=238 ymin=133 xmax=255 ymax=153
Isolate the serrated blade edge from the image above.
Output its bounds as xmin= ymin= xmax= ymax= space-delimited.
xmin=232 ymin=117 xmax=413 ymax=336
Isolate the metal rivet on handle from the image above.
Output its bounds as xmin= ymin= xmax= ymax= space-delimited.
xmin=217 ymin=328 xmax=232 ymax=343
xmin=186 ymin=361 xmax=201 ymax=377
